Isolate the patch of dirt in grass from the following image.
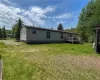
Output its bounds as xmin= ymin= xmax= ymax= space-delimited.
xmin=0 ymin=40 xmax=21 ymax=45
xmin=25 ymin=54 xmax=100 ymax=71
xmin=70 ymin=55 xmax=100 ymax=70
xmin=24 ymin=54 xmax=100 ymax=80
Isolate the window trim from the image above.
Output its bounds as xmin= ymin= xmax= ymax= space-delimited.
xmin=32 ymin=29 xmax=36 ymax=34
xmin=60 ymin=33 xmax=63 ymax=39
xmin=46 ymin=32 xmax=50 ymax=39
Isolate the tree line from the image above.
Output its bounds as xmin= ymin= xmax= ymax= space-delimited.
xmin=77 ymin=0 xmax=100 ymax=42
xmin=0 ymin=27 xmax=7 ymax=40
xmin=0 ymin=19 xmax=23 ymax=41
xmin=2 ymin=0 xmax=100 ymax=43
xmin=0 ymin=18 xmax=64 ymax=42
xmin=12 ymin=19 xmax=64 ymax=41
xmin=12 ymin=18 xmax=23 ymax=41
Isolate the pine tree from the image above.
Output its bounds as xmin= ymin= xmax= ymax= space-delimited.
xmin=12 ymin=24 xmax=17 ymax=38
xmin=57 ymin=23 xmax=64 ymax=31
xmin=2 ymin=26 xmax=7 ymax=40
xmin=14 ymin=18 xmax=23 ymax=41
xmin=0 ymin=28 xmax=2 ymax=39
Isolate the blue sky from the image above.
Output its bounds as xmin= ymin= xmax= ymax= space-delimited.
xmin=0 ymin=0 xmax=89 ymax=29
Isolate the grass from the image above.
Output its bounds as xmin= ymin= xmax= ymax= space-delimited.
xmin=0 ymin=40 xmax=100 ymax=80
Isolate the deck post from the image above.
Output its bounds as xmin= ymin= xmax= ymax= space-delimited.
xmin=72 ymin=36 xmax=74 ymax=43
xmin=95 ymin=25 xmax=100 ymax=53
xmin=95 ymin=29 xmax=99 ymax=53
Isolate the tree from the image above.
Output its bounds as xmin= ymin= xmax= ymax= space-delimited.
xmin=14 ymin=18 xmax=23 ymax=41
xmin=57 ymin=23 xmax=64 ymax=31
xmin=12 ymin=24 xmax=17 ymax=38
xmin=65 ymin=28 xmax=78 ymax=33
xmin=90 ymin=0 xmax=100 ymax=26
xmin=2 ymin=26 xmax=7 ymax=40
xmin=0 ymin=28 xmax=2 ymax=39
xmin=77 ymin=0 xmax=95 ymax=42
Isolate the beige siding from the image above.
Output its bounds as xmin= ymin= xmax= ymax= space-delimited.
xmin=27 ymin=28 xmax=64 ymax=43
xmin=20 ymin=26 xmax=27 ymax=41
xmin=20 ymin=26 xmax=79 ymax=43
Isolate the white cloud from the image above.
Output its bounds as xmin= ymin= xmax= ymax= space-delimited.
xmin=56 ymin=21 xmax=67 ymax=25
xmin=45 ymin=13 xmax=73 ymax=26
xmin=46 ymin=13 xmax=73 ymax=23
xmin=57 ymin=13 xmax=72 ymax=19
xmin=4 ymin=0 xmax=12 ymax=4
xmin=3 ymin=0 xmax=16 ymax=6
xmin=30 ymin=6 xmax=55 ymax=14
xmin=0 ymin=2 xmax=55 ymax=29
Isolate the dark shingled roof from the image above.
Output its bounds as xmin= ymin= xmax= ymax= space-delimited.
xmin=24 ymin=25 xmax=79 ymax=35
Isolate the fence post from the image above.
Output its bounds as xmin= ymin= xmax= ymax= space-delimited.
xmin=0 ymin=55 xmax=3 ymax=80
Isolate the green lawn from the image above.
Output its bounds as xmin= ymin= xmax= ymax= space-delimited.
xmin=0 ymin=40 xmax=100 ymax=80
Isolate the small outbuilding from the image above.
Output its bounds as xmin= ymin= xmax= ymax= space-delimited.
xmin=20 ymin=25 xmax=80 ymax=44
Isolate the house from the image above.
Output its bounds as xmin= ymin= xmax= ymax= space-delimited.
xmin=20 ymin=25 xmax=80 ymax=44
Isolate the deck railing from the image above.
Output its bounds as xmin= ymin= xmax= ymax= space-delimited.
xmin=64 ymin=37 xmax=80 ymax=42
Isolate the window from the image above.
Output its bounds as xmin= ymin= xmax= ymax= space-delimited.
xmin=60 ymin=33 xmax=63 ymax=39
xmin=69 ymin=34 xmax=72 ymax=37
xmin=32 ymin=29 xmax=36 ymax=34
xmin=46 ymin=32 xmax=50 ymax=39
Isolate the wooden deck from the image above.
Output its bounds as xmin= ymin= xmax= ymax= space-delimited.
xmin=65 ymin=37 xmax=80 ymax=43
